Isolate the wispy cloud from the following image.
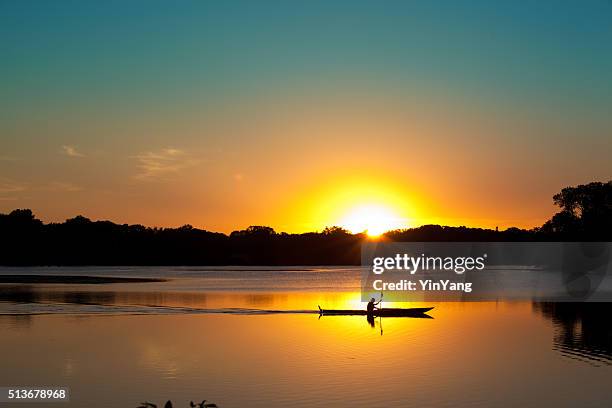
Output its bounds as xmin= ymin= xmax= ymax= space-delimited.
xmin=42 ymin=181 xmax=83 ymax=192
xmin=61 ymin=145 xmax=84 ymax=157
xmin=132 ymin=148 xmax=200 ymax=181
xmin=0 ymin=179 xmax=81 ymax=200
xmin=0 ymin=179 xmax=27 ymax=194
xmin=0 ymin=178 xmax=27 ymax=201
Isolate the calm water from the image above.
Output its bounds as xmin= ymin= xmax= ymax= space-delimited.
xmin=0 ymin=267 xmax=611 ymax=407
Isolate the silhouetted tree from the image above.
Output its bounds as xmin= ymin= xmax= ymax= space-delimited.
xmin=0 ymin=181 xmax=610 ymax=266
xmin=322 ymin=226 xmax=351 ymax=236
xmin=540 ymin=181 xmax=612 ymax=239
xmin=230 ymin=225 xmax=276 ymax=237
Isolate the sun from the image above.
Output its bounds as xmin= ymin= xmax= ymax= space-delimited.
xmin=339 ymin=204 xmax=406 ymax=237
xmin=283 ymin=174 xmax=417 ymax=234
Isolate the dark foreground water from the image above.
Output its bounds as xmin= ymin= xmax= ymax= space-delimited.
xmin=0 ymin=267 xmax=611 ymax=407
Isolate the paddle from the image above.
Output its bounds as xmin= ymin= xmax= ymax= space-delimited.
xmin=379 ymin=291 xmax=384 ymax=336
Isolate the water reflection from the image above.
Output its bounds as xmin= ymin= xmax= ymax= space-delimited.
xmin=2 ymin=284 xmax=611 ymax=368
xmin=0 ymin=285 xmax=38 ymax=302
xmin=1 ymin=301 xmax=611 ymax=407
xmin=320 ymin=312 xmax=434 ymax=332
xmin=0 ymin=285 xmax=365 ymax=313
xmin=0 ymin=285 xmax=119 ymax=305
xmin=367 ymin=313 xmax=376 ymax=328
xmin=0 ymin=314 xmax=33 ymax=329
xmin=533 ymin=302 xmax=612 ymax=366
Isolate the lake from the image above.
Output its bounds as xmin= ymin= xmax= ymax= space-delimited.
xmin=0 ymin=267 xmax=611 ymax=407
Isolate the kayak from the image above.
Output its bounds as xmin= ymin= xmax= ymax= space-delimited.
xmin=318 ymin=306 xmax=434 ymax=317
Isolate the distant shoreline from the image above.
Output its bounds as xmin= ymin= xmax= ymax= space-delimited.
xmin=1 ymin=182 xmax=610 ymax=265
xmin=0 ymin=275 xmax=165 ymax=284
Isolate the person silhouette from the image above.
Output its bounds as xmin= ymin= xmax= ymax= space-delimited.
xmin=367 ymin=297 xmax=381 ymax=314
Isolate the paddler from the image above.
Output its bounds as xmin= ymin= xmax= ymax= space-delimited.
xmin=366 ymin=297 xmax=381 ymax=314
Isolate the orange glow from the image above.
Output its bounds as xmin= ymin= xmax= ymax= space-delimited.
xmin=339 ymin=204 xmax=405 ymax=236
xmin=279 ymin=172 xmax=419 ymax=233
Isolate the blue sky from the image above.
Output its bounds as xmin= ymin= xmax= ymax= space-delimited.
xmin=2 ymin=1 xmax=611 ymax=111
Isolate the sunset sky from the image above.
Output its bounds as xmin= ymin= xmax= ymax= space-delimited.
xmin=1 ymin=1 xmax=611 ymax=233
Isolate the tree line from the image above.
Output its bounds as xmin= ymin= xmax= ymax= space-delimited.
xmin=0 ymin=181 xmax=609 ymax=266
